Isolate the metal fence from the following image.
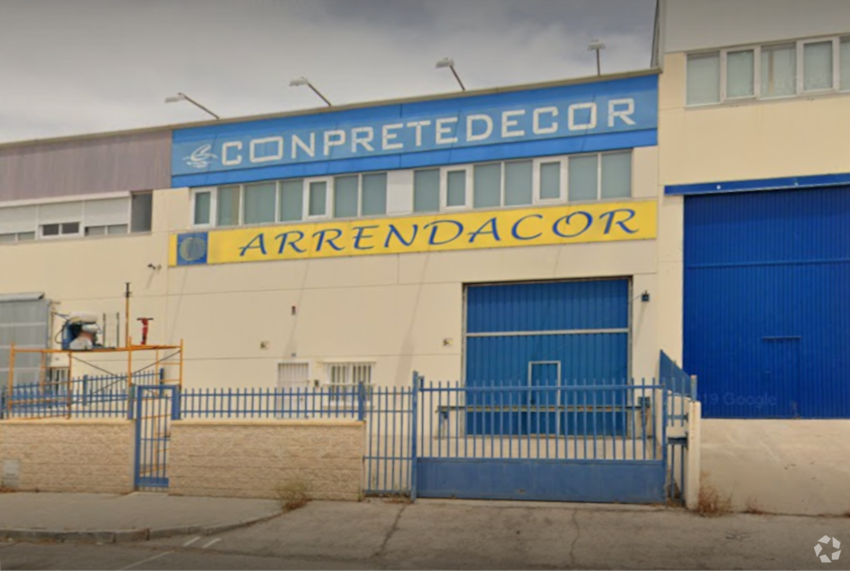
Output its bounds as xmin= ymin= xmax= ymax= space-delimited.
xmin=0 ymin=374 xmax=695 ymax=503
xmin=0 ymin=371 xmax=161 ymax=419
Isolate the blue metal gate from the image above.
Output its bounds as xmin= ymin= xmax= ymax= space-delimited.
xmin=684 ymin=186 xmax=850 ymax=418
xmin=414 ymin=377 xmax=668 ymax=503
xmin=133 ymin=384 xmax=179 ymax=489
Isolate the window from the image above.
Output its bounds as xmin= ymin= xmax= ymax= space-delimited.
xmin=473 ymin=163 xmax=501 ymax=209
xmin=504 ymin=160 xmax=533 ymax=206
xmin=326 ymin=362 xmax=373 ymax=404
xmin=333 ymin=175 xmax=359 ymax=218
xmin=687 ymin=52 xmax=721 ymax=105
xmin=193 ymin=191 xmax=212 ymax=225
xmin=568 ymin=155 xmax=598 ymax=201
xmin=569 ymin=151 xmax=632 ymax=201
xmin=539 ymin=162 xmax=562 ymax=201
xmin=333 ymin=173 xmax=388 ymax=218
xmin=413 ymin=169 xmax=440 ymax=213
xmin=726 ymin=49 xmax=755 ymax=98
xmin=308 ymin=181 xmax=328 ymax=217
xmin=0 ymin=232 xmax=34 ymax=244
xmin=279 ymin=180 xmax=304 ymax=222
xmin=687 ymin=35 xmax=850 ymax=105
xmin=130 ymin=192 xmax=153 ymax=233
xmin=601 ymin=152 xmax=632 ymax=199
xmin=446 ymin=169 xmax=467 ymax=208
xmin=85 ymin=224 xmax=127 ymax=236
xmin=243 ymin=182 xmax=276 ymax=225
xmin=41 ymin=222 xmax=80 ymax=237
xmin=217 ymin=186 xmax=241 ymax=226
xmin=802 ymin=40 xmax=833 ymax=91
xmin=277 ymin=362 xmax=310 ymax=389
xmin=188 ymin=152 xmax=638 ymax=230
xmin=0 ymin=195 xmax=144 ymax=244
xmin=761 ymin=44 xmax=796 ymax=98
xmin=361 ymin=173 xmax=387 ymax=216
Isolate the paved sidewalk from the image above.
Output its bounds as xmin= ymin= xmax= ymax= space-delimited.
xmin=165 ymin=499 xmax=848 ymax=570
xmin=0 ymin=492 xmax=281 ymax=543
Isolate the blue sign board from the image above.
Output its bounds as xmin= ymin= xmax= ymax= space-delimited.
xmin=172 ymin=74 xmax=657 ymax=188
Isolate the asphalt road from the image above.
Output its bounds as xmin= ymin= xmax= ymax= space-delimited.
xmin=1 ymin=499 xmax=849 ymax=570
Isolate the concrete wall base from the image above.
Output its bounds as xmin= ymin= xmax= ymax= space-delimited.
xmin=700 ymin=419 xmax=850 ymax=516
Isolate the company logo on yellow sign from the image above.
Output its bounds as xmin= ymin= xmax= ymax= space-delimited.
xmin=169 ymin=200 xmax=656 ymax=266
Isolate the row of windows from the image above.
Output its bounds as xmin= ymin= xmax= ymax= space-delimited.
xmin=687 ymin=35 xmax=850 ymax=106
xmin=192 ymin=151 xmax=633 ymax=227
xmin=0 ymin=193 xmax=152 ymax=244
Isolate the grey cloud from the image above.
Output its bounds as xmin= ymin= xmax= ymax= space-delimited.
xmin=0 ymin=0 xmax=656 ymax=143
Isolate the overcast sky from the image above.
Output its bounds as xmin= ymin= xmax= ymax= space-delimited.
xmin=0 ymin=0 xmax=656 ymax=144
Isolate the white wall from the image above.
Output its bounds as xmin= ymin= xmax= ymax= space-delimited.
xmin=0 ymin=148 xmax=663 ymax=389
xmin=664 ymin=0 xmax=850 ymax=53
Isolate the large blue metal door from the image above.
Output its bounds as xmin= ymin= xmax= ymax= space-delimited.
xmin=414 ymin=279 xmax=667 ymax=504
xmin=465 ymin=279 xmax=630 ymax=435
xmin=684 ymin=187 xmax=850 ymax=418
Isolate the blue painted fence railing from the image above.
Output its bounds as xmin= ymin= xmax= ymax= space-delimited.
xmin=1 ymin=373 xmax=694 ymax=504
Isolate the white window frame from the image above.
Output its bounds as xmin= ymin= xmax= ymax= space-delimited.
xmin=533 ymin=157 xmax=567 ymax=204
xmin=798 ymin=37 xmax=839 ymax=94
xmin=721 ymin=46 xmax=759 ymax=101
xmin=191 ymin=187 xmax=216 ymax=228
xmin=305 ymin=177 xmax=331 ymax=220
xmin=323 ymin=361 xmax=375 ymax=406
xmin=277 ymin=360 xmax=313 ymax=389
xmin=687 ymin=35 xmax=849 ymax=107
xmin=441 ymin=166 xmax=471 ymax=211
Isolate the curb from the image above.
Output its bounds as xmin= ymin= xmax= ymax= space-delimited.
xmin=0 ymin=510 xmax=283 ymax=544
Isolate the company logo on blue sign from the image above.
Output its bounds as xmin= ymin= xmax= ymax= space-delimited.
xmin=176 ymin=232 xmax=209 ymax=266
xmin=172 ymin=74 xmax=657 ymax=187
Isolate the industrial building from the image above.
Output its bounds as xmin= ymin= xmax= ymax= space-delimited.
xmin=0 ymin=0 xmax=848 ymax=513
xmin=0 ymin=72 xmax=661 ymax=395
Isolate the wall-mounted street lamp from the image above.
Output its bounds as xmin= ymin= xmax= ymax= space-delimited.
xmin=289 ymin=77 xmax=332 ymax=107
xmin=435 ymin=57 xmax=466 ymax=91
xmin=164 ymin=92 xmax=220 ymax=120
xmin=588 ymin=40 xmax=606 ymax=76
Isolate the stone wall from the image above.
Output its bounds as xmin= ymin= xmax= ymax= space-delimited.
xmin=169 ymin=420 xmax=364 ymax=501
xmin=0 ymin=419 xmax=134 ymax=493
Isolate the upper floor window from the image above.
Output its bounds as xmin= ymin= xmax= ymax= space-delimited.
xmin=0 ymin=193 xmax=152 ymax=245
xmin=192 ymin=149 xmax=634 ymax=229
xmin=687 ymin=36 xmax=850 ymax=106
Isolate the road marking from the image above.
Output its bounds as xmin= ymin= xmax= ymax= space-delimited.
xmin=118 ymin=550 xmax=173 ymax=570
xmin=183 ymin=536 xmax=201 ymax=547
xmin=202 ymin=538 xmax=221 ymax=549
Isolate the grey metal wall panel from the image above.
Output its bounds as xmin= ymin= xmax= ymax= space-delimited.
xmin=0 ymin=298 xmax=50 ymax=391
xmin=0 ymin=131 xmax=171 ymax=202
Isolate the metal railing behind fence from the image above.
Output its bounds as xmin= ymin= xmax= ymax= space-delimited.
xmin=417 ymin=380 xmax=667 ymax=462
xmin=1 ymin=371 xmax=161 ymax=419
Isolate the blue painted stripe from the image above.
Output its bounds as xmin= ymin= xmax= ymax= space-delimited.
xmin=666 ymin=171 xmax=850 ymax=196
xmin=172 ymin=129 xmax=656 ymax=188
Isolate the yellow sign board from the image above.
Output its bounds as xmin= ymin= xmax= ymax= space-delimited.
xmin=170 ymin=200 xmax=656 ymax=267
